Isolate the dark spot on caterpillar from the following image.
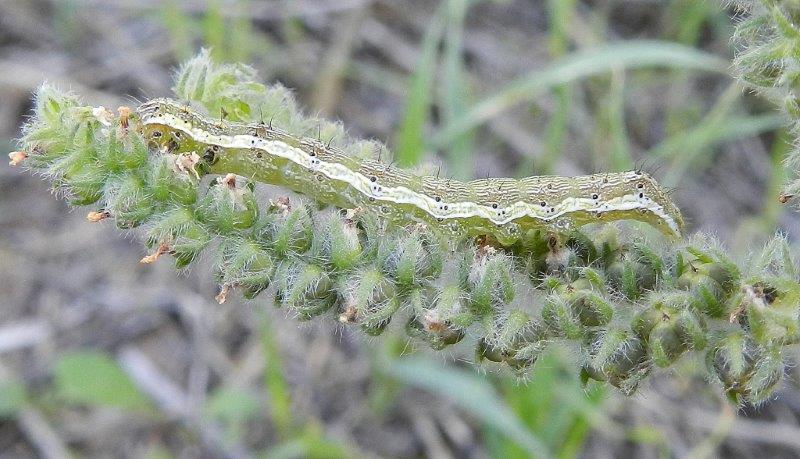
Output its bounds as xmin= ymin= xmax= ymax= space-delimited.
xmin=309 ymin=151 xmax=316 ymax=157
xmin=370 ymin=176 xmax=377 ymax=182
xmin=547 ymin=183 xmax=553 ymax=190
xmin=437 ymin=218 xmax=444 ymax=222
xmin=152 ymin=131 xmax=162 ymax=138
xmin=435 ymin=196 xmax=441 ymax=202
xmin=443 ymin=205 xmax=449 ymax=210
xmin=592 ymin=193 xmax=599 ymax=200
xmin=369 ymin=197 xmax=375 ymax=202
xmin=550 ymin=207 xmax=555 ymax=213
xmin=637 ymin=182 xmax=645 ymax=189
xmin=540 ymin=201 xmax=546 ymax=207
xmin=491 ymin=203 xmax=498 ymax=209
xmin=168 ymin=140 xmax=179 ymax=152
xmin=638 ymin=192 xmax=644 ymax=198
xmin=203 ymin=147 xmax=218 ymax=164
xmin=602 ymin=177 xmax=609 ymax=184
xmin=256 ymin=151 xmax=263 ymax=159
xmin=173 ymin=130 xmax=181 ymax=138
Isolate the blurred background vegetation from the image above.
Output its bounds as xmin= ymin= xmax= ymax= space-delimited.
xmin=1 ymin=0 xmax=799 ymax=457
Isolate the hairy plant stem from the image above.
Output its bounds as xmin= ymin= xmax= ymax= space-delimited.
xmin=7 ymin=48 xmax=800 ymax=406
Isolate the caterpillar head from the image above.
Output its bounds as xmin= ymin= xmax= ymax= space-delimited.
xmin=137 ymin=98 xmax=221 ymax=172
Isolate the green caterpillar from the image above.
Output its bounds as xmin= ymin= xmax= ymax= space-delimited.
xmin=138 ymin=98 xmax=684 ymax=245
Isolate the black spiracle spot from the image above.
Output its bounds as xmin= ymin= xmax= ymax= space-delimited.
xmin=203 ymin=147 xmax=218 ymax=164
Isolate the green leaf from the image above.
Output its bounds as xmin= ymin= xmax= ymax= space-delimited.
xmin=55 ymin=351 xmax=151 ymax=411
xmin=382 ymin=356 xmax=552 ymax=458
xmin=205 ymin=387 xmax=261 ymax=423
xmin=431 ymin=40 xmax=729 ymax=148
xmin=206 ymin=386 xmax=262 ymax=444
xmin=656 ymin=113 xmax=785 ymax=186
xmin=262 ymin=321 xmax=293 ymax=439
xmin=439 ymin=0 xmax=476 ymax=179
xmin=0 ymin=380 xmax=27 ymax=418
xmin=394 ymin=2 xmax=448 ymax=166
xmin=143 ymin=444 xmax=175 ymax=459
xmin=261 ymin=425 xmax=353 ymax=459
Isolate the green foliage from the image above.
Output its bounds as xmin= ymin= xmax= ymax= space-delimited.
xmin=54 ymin=351 xmax=151 ymax=411
xmin=394 ymin=1 xmax=446 ymax=167
xmin=10 ymin=50 xmax=800 ymax=408
xmin=430 ymin=40 xmax=729 ymax=149
xmin=732 ymin=0 xmax=800 ymax=207
xmin=262 ymin=426 xmax=354 ymax=459
xmin=205 ymin=387 xmax=262 ymax=443
xmin=486 ymin=350 xmax=609 ymax=458
xmin=0 ymin=379 xmax=28 ymax=418
xmin=381 ymin=355 xmax=552 ymax=457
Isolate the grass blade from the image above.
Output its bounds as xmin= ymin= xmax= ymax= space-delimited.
xmin=261 ymin=321 xmax=293 ymax=439
xmin=439 ymin=0 xmax=475 ymax=179
xmin=431 ymin=40 xmax=729 ymax=148
xmin=394 ymin=2 xmax=448 ymax=166
xmin=382 ymin=356 xmax=552 ymax=458
xmin=655 ymin=113 xmax=785 ymax=186
xmin=537 ymin=0 xmax=578 ymax=175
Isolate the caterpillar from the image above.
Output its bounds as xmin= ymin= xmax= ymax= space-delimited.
xmin=137 ymin=98 xmax=684 ymax=245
